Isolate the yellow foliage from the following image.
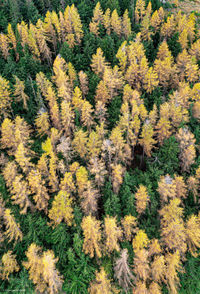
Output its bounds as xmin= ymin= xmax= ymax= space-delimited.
xmin=89 ymin=267 xmax=112 ymax=294
xmin=3 ymin=209 xmax=23 ymax=243
xmin=0 ymin=251 xmax=19 ymax=280
xmin=81 ymin=215 xmax=102 ymax=258
xmin=104 ymin=216 xmax=122 ymax=253
xmin=132 ymin=230 xmax=149 ymax=252
xmin=49 ymin=190 xmax=73 ymax=226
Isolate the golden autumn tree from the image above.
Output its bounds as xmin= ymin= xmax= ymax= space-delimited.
xmin=121 ymin=215 xmax=137 ymax=241
xmin=13 ymin=75 xmax=29 ymax=109
xmin=0 ymin=251 xmax=19 ymax=280
xmin=81 ymin=181 xmax=99 ymax=215
xmin=3 ymin=209 xmax=23 ymax=243
xmin=91 ymin=48 xmax=108 ymax=77
xmin=165 ymin=250 xmax=183 ymax=294
xmin=0 ymin=76 xmax=11 ymax=118
xmin=23 ymin=244 xmax=63 ymax=294
xmin=111 ymin=163 xmax=125 ymax=194
xmin=104 ymin=216 xmax=122 ymax=253
xmin=0 ymin=33 xmax=10 ymax=59
xmin=89 ymin=267 xmax=112 ymax=294
xmin=185 ymin=215 xmax=200 ymax=257
xmin=135 ymin=185 xmax=150 ymax=215
xmin=81 ymin=215 xmax=102 ymax=258
xmin=159 ymin=198 xmax=187 ymax=255
xmin=27 ymin=169 xmax=49 ymax=212
xmin=139 ymin=120 xmax=156 ymax=157
xmin=89 ymin=2 xmax=103 ymax=36
xmin=132 ymin=229 xmax=149 ymax=253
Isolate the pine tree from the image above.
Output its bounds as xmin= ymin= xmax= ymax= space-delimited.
xmin=81 ymin=215 xmax=102 ymax=258
xmin=81 ymin=181 xmax=100 ymax=215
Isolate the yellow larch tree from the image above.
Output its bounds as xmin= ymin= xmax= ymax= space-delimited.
xmin=59 ymin=171 xmax=75 ymax=193
xmin=116 ymin=41 xmax=128 ymax=73
xmin=122 ymin=10 xmax=131 ymax=38
xmin=104 ymin=216 xmax=122 ymax=253
xmin=151 ymin=10 xmax=162 ymax=31
xmin=165 ymin=250 xmax=183 ymax=294
xmin=41 ymin=250 xmax=64 ymax=294
xmin=60 ymin=100 xmax=75 ymax=136
xmin=135 ymin=185 xmax=150 ymax=215
xmin=0 ymin=118 xmax=15 ymax=150
xmin=143 ymin=67 xmax=158 ymax=93
xmin=27 ymin=169 xmax=49 ymax=213
xmin=89 ymin=2 xmax=104 ymax=36
xmin=48 ymin=190 xmax=73 ymax=226
xmin=81 ymin=181 xmax=100 ymax=215
xmin=151 ymin=254 xmax=166 ymax=284
xmin=176 ymin=127 xmax=196 ymax=172
xmin=7 ymin=23 xmax=19 ymax=60
xmin=88 ymin=157 xmax=107 ymax=188
xmin=132 ymin=229 xmax=149 ymax=253
xmin=103 ymin=8 xmax=111 ymax=35
xmin=78 ymin=71 xmax=89 ymax=97
xmin=155 ymin=117 xmax=172 ymax=145
xmin=135 ymin=0 xmax=146 ymax=23
xmin=187 ymin=176 xmax=198 ymax=203
xmin=148 ymin=238 xmax=162 ymax=257
xmin=0 ymin=76 xmax=11 ymax=118
xmin=133 ymin=248 xmax=150 ymax=281
xmin=35 ymin=19 xmax=52 ymax=63
xmin=81 ymin=215 xmax=102 ymax=258
xmin=13 ymin=75 xmax=29 ymax=109
xmin=121 ymin=215 xmax=137 ymax=241
xmin=72 ymin=129 xmax=88 ymax=159
xmin=87 ymin=131 xmax=102 ymax=159
xmin=139 ymin=120 xmax=156 ymax=157
xmin=70 ymin=4 xmax=83 ymax=44
xmin=80 ymin=100 xmax=94 ymax=130
xmin=0 ymin=33 xmax=10 ymax=59
xmin=14 ymin=142 xmax=33 ymax=174
xmin=76 ymin=166 xmax=89 ymax=196
xmin=0 ymin=251 xmax=19 ymax=280
xmin=91 ymin=47 xmax=109 ymax=77
xmin=95 ymin=80 xmax=111 ymax=104
xmin=111 ymin=163 xmax=125 ymax=194
xmin=157 ymin=175 xmax=176 ymax=203
xmin=149 ymin=282 xmax=162 ymax=294
xmin=89 ymin=267 xmax=112 ymax=294
xmin=3 ymin=209 xmax=23 ymax=243
xmin=35 ymin=110 xmax=50 ymax=137
xmin=111 ymin=9 xmax=121 ymax=36
xmin=174 ymin=175 xmax=187 ymax=200
xmin=10 ymin=175 xmax=34 ymax=214
xmin=159 ymin=198 xmax=187 ymax=255
xmin=23 ymin=244 xmax=63 ymax=294
xmin=185 ymin=215 xmax=200 ymax=257
xmin=160 ymin=15 xmax=175 ymax=39
xmin=134 ymin=280 xmax=148 ymax=294
xmin=17 ymin=21 xmax=29 ymax=51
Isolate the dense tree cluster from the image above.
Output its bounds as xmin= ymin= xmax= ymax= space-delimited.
xmin=0 ymin=0 xmax=200 ymax=293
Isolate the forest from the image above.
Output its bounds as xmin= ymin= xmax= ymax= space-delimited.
xmin=0 ymin=0 xmax=200 ymax=293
